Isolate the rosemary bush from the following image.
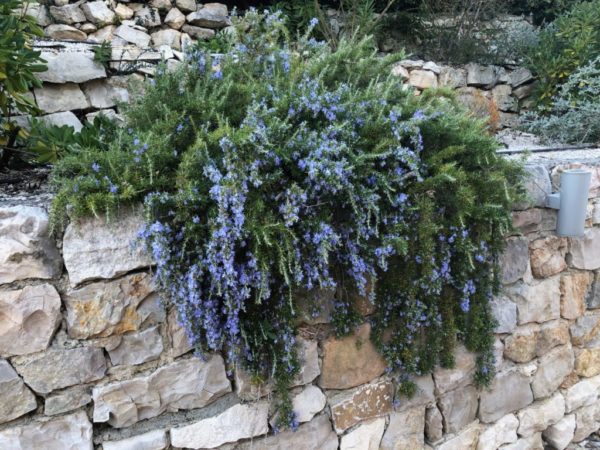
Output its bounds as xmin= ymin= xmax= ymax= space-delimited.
xmin=51 ymin=10 xmax=523 ymax=426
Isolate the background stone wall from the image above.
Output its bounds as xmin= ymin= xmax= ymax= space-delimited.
xmin=1 ymin=158 xmax=600 ymax=449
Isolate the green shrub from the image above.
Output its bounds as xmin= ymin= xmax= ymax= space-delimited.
xmin=50 ymin=10 xmax=523 ymax=427
xmin=521 ymin=57 xmax=600 ymax=143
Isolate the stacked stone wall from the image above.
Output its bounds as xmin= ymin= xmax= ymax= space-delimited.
xmin=2 ymin=160 xmax=600 ymax=448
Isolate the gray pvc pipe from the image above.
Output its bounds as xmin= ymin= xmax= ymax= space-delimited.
xmin=557 ymin=169 xmax=592 ymax=237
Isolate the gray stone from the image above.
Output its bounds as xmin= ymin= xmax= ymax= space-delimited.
xmin=396 ymin=374 xmax=435 ymax=412
xmin=39 ymin=51 xmax=106 ymax=83
xmin=499 ymin=433 xmax=543 ymax=450
xmin=135 ymin=7 xmax=161 ymax=28
xmin=0 ymin=360 xmax=37 ymax=424
xmin=176 ymin=0 xmax=197 ymax=12
xmin=0 ymin=206 xmax=61 ymax=285
xmin=408 ymin=70 xmax=438 ymax=89
xmin=437 ymin=422 xmax=481 ymax=450
xmin=237 ymin=414 xmax=338 ymax=450
xmin=167 ymin=307 xmax=193 ymax=357
xmin=49 ymin=4 xmax=86 ymax=24
xmin=477 ymin=414 xmax=519 ymax=450
xmin=114 ymin=4 xmax=134 ymax=20
xmin=186 ymin=3 xmax=229 ymax=28
xmin=588 ymin=272 xmax=600 ymax=309
xmin=517 ymin=393 xmax=565 ymax=437
xmin=564 ymin=375 xmax=600 ymax=413
xmin=15 ymin=346 xmax=106 ymax=394
xmin=80 ymin=23 xmax=98 ymax=33
xmin=294 ymin=337 xmax=320 ymax=386
xmin=165 ymin=7 xmax=186 ymax=29
xmin=150 ymin=0 xmax=172 ymax=9
xmin=491 ymin=294 xmax=518 ymax=334
xmin=0 ymin=284 xmax=61 ymax=357
xmin=114 ymin=25 xmax=152 ymax=47
xmin=500 ymin=237 xmax=529 ymax=285
xmin=151 ymin=29 xmax=182 ymax=50
xmin=504 ymin=324 xmax=539 ymax=363
xmin=465 ymin=63 xmax=499 ymax=88
xmin=82 ymin=78 xmax=129 ymax=109
xmin=493 ymin=84 xmax=517 ymax=112
xmin=380 ymin=406 xmax=425 ymax=450
xmin=508 ymin=277 xmax=561 ymax=325
xmin=542 ymin=414 xmax=575 ymax=450
xmin=292 ymin=385 xmax=326 ymax=423
xmin=425 ymin=405 xmax=443 ymax=444
xmin=341 ymin=418 xmax=385 ymax=450
xmin=85 ymin=109 xmax=124 ymax=125
xmin=44 ymin=24 xmax=87 ymax=40
xmin=532 ymin=345 xmax=574 ymax=399
xmin=0 ymin=411 xmax=93 ymax=450
xmin=573 ymin=403 xmax=599 ymax=442
xmin=509 ymin=68 xmax=534 ymax=87
xmin=439 ymin=384 xmax=479 ymax=434
xmin=81 ymin=1 xmax=116 ymax=24
xmin=106 ymin=325 xmax=164 ymax=366
xmin=479 ymin=370 xmax=533 ymax=423
xmin=569 ymin=228 xmax=600 ymax=271
xmin=64 ymin=272 xmax=164 ymax=339
xmin=515 ymin=165 xmax=551 ymax=210
xmin=63 ymin=209 xmax=152 ymax=286
xmin=39 ymin=111 xmax=84 ymax=132
xmin=181 ymin=24 xmax=216 ymax=39
xmin=513 ymin=83 xmax=536 ymax=100
xmin=439 ymin=67 xmax=467 ymax=88
xmin=44 ymin=386 xmax=91 ymax=416
xmin=171 ymin=402 xmax=268 ymax=449
xmin=433 ymin=345 xmax=476 ymax=395
xmin=21 ymin=3 xmax=51 ymax=27
xmin=102 ymin=430 xmax=168 ymax=450
xmin=569 ymin=312 xmax=600 ymax=346
xmin=88 ymin=25 xmax=117 ymax=42
xmin=93 ymin=356 xmax=231 ymax=428
xmin=34 ymin=83 xmax=89 ymax=114
xmin=391 ymin=64 xmax=409 ymax=80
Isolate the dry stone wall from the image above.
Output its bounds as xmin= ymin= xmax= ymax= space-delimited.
xmin=2 ymin=159 xmax=600 ymax=449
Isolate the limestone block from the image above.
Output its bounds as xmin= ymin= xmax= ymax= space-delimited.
xmin=575 ymin=347 xmax=600 ymax=377
xmin=81 ymin=1 xmax=116 ymax=24
xmin=433 ymin=345 xmax=476 ymax=395
xmin=44 ymin=24 xmax=87 ymax=40
xmin=135 ymin=7 xmax=161 ymax=28
xmin=439 ymin=67 xmax=467 ymax=88
xmin=34 ymin=83 xmax=89 ymax=114
xmin=39 ymin=51 xmax=106 ymax=84
xmin=504 ymin=324 xmax=539 ymax=363
xmin=151 ymin=29 xmax=182 ymax=50
xmin=186 ymin=3 xmax=230 ymax=28
xmin=532 ymin=345 xmax=574 ymax=399
xmin=93 ymin=356 xmax=231 ymax=428
xmin=39 ymin=111 xmax=84 ymax=132
xmin=150 ymin=0 xmax=172 ymax=10
xmin=0 ymin=284 xmax=61 ymax=357
xmin=570 ymin=312 xmax=600 ymax=346
xmin=509 ymin=68 xmax=534 ymax=87
xmin=395 ymin=374 xmax=435 ymax=412
xmin=512 ymin=209 xmax=542 ymax=234
xmin=588 ymin=272 xmax=600 ymax=309
xmin=106 ymin=325 xmax=164 ymax=366
xmin=515 ymin=165 xmax=551 ymax=210
xmin=167 ymin=307 xmax=193 ymax=357
xmin=0 ymin=360 xmax=37 ymax=424
xmin=114 ymin=4 xmax=134 ymax=20
xmin=498 ymin=433 xmax=543 ymax=450
xmin=82 ymin=78 xmax=130 ymax=109
xmin=573 ymin=403 xmax=599 ymax=442
xmin=170 ymin=402 xmax=269 ymax=449
xmin=508 ymin=277 xmax=561 ymax=325
xmin=62 ymin=209 xmax=152 ymax=286
xmin=292 ymin=385 xmax=327 ymax=423
xmin=425 ymin=405 xmax=443 ymax=444
xmin=492 ymin=85 xmax=517 ymax=112
xmin=529 ymin=236 xmax=567 ymax=279
xmin=89 ymin=25 xmax=117 ymax=42
xmin=165 ymin=7 xmax=186 ymax=29
xmin=49 ymin=4 xmax=85 ymax=24
xmin=319 ymin=323 xmax=386 ymax=389
xmin=380 ymin=406 xmax=425 ymax=450
xmin=181 ymin=24 xmax=216 ymax=39
xmin=517 ymin=393 xmax=565 ymax=437
xmin=561 ymin=272 xmax=592 ymax=319
xmin=391 ymin=64 xmax=409 ymax=80
xmin=564 ymin=375 xmax=600 ymax=413
xmin=330 ymin=380 xmax=393 ymax=432
xmin=408 ymin=70 xmax=438 ymax=90
xmin=465 ymin=63 xmax=499 ymax=88
xmin=114 ymin=25 xmax=152 ymax=48
xmin=479 ymin=370 xmax=533 ymax=423
xmin=569 ymin=228 xmax=600 ymax=270
xmin=542 ymin=414 xmax=575 ymax=450
xmin=0 ymin=411 xmax=93 ymax=450
xmin=500 ymin=237 xmax=529 ymax=285
xmin=102 ymin=430 xmax=168 ymax=450
xmin=341 ymin=418 xmax=385 ymax=450
xmin=0 ymin=206 xmax=61 ymax=285
xmin=490 ymin=294 xmax=518 ymax=333
xmin=176 ymin=0 xmax=197 ymax=12
xmin=15 ymin=346 xmax=106 ymax=394
xmin=437 ymin=422 xmax=480 ymax=450
xmin=439 ymin=385 xmax=479 ymax=434
xmin=536 ymin=319 xmax=569 ymax=356
xmin=64 ymin=272 xmax=164 ymax=339
xmin=477 ymin=414 xmax=519 ymax=450
xmin=44 ymin=386 xmax=91 ymax=416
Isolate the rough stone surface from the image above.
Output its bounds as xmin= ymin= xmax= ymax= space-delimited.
xmin=167 ymin=307 xmax=193 ymax=357
xmin=64 ymin=272 xmax=164 ymax=339
xmin=151 ymin=29 xmax=182 ymax=50
xmin=165 ymin=7 xmax=186 ymax=29
xmin=561 ymin=273 xmax=591 ymax=319
xmin=44 ymin=386 xmax=91 ymax=416
xmin=425 ymin=405 xmax=443 ymax=444
xmin=504 ymin=324 xmax=539 ymax=363
xmin=433 ymin=345 xmax=476 ymax=394
xmin=569 ymin=228 xmax=600 ymax=271
xmin=181 ymin=24 xmax=215 ymax=39
xmin=292 ymin=385 xmax=327 ymax=423
xmin=330 ymin=380 xmax=393 ymax=432
xmin=114 ymin=25 xmax=152 ymax=48
xmin=439 ymin=384 xmax=479 ymax=433
xmin=15 ymin=346 xmax=106 ymax=394
xmin=0 ymin=284 xmax=61 ymax=357
xmin=396 ymin=374 xmax=435 ymax=412
xmin=500 ymin=237 xmax=529 ymax=284
xmin=536 ymin=319 xmax=569 ymax=356
xmin=39 ymin=111 xmax=83 ymax=132
xmin=543 ymin=414 xmax=575 ymax=450
xmin=437 ymin=422 xmax=480 ymax=450
xmin=491 ymin=295 xmax=518 ymax=334
xmin=186 ymin=3 xmax=229 ymax=28
xmin=102 ymin=430 xmax=168 ymax=450
xmin=439 ymin=67 xmax=467 ymax=88
xmin=49 ymin=4 xmax=86 ymax=24
xmin=0 ymin=411 xmax=93 ymax=450
xmin=44 ymin=24 xmax=87 ymax=40
xmin=573 ymin=403 xmax=599 ymax=442
xmin=176 ymin=0 xmax=197 ymax=12
xmin=588 ymin=272 xmax=600 ymax=309
xmin=170 ymin=402 xmax=268 ymax=449
xmin=529 ymin=236 xmax=567 ymax=278
xmin=465 ymin=63 xmax=498 ymax=88
xmin=114 ymin=4 xmax=134 ymax=20
xmin=319 ymin=323 xmax=386 ymax=389
xmin=516 ymin=165 xmax=551 ymax=210
xmin=236 ymin=414 xmax=338 ymax=450
xmin=135 ymin=7 xmax=161 ymax=28
xmin=570 ymin=312 xmax=600 ymax=346
xmin=39 ymin=51 xmax=106 ymax=84
xmin=492 ymin=84 xmax=517 ymax=112
xmin=509 ymin=277 xmax=561 ymax=325
xmin=477 ymin=414 xmax=519 ymax=450
xmin=532 ymin=345 xmax=574 ymax=399
xmin=0 ymin=206 xmax=61 ymax=285
xmin=63 ymin=210 xmax=152 ymax=286
xmin=93 ymin=356 xmax=231 ymax=428
xmin=380 ymin=406 xmax=425 ymax=450
xmin=35 ymin=82 xmax=89 ymax=114
xmin=564 ymin=375 xmax=600 ymax=412
xmin=82 ymin=78 xmax=129 ymax=109
xmin=408 ymin=70 xmax=438 ymax=89
xmin=341 ymin=418 xmax=385 ymax=450
xmin=0 ymin=359 xmax=37 ymax=424
xmin=479 ymin=370 xmax=533 ymax=423
xmin=575 ymin=347 xmax=600 ymax=377
xmin=106 ymin=325 xmax=164 ymax=366
xmin=81 ymin=1 xmax=116 ymax=24
xmin=499 ymin=433 xmax=543 ymax=450
xmin=517 ymin=393 xmax=565 ymax=437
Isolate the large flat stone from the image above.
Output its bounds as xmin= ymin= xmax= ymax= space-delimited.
xmin=292 ymin=385 xmax=327 ymax=423
xmin=114 ymin=25 xmax=151 ymax=47
xmin=0 ymin=284 xmax=61 ymax=357
xmin=508 ymin=278 xmax=561 ymax=325
xmin=0 ymin=360 xmax=37 ymax=424
xmin=532 ymin=345 xmax=574 ymax=399
xmin=63 ymin=210 xmax=152 ymax=286
xmin=39 ymin=51 xmax=106 ymax=84
xmin=44 ymin=386 xmax=91 ymax=416
xmin=340 ymin=418 xmax=385 ymax=450
xmin=529 ymin=236 xmax=567 ymax=279
xmin=561 ymin=272 xmax=591 ymax=319
xmin=64 ymin=272 xmax=164 ymax=339
xmin=81 ymin=1 xmax=116 ymax=24
xmin=15 ymin=346 xmax=106 ymax=394
xmin=0 ymin=411 xmax=92 ymax=450
xmin=543 ymin=414 xmax=575 ymax=450
xmin=44 ymin=24 xmax=87 ymax=41
xmin=437 ymin=422 xmax=480 ymax=450
xmin=49 ymin=4 xmax=85 ymax=24
xmin=433 ymin=345 xmax=476 ymax=395
xmin=517 ymin=393 xmax=565 ymax=437
xmin=0 ymin=206 xmax=61 ymax=285
xmin=439 ymin=384 xmax=479 ymax=434
xmin=500 ymin=237 xmax=529 ymax=284
xmin=186 ymin=3 xmax=229 ymax=28
xmin=82 ymin=78 xmax=129 ymax=109
xmin=171 ymin=402 xmax=268 ymax=449
xmin=167 ymin=307 xmax=193 ymax=357
xmin=479 ymin=370 xmax=533 ymax=423
xmin=380 ymin=406 xmax=425 ymax=450
xmin=477 ymin=414 xmax=519 ymax=450
xmin=106 ymin=325 xmax=164 ymax=366
xmin=39 ymin=111 xmax=83 ymax=132
xmin=569 ymin=228 xmax=600 ymax=270
xmin=93 ymin=356 xmax=231 ymax=428
xmin=564 ymin=375 xmax=600 ymax=413
xmin=102 ymin=430 xmax=168 ymax=450
xmin=319 ymin=323 xmax=386 ymax=389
